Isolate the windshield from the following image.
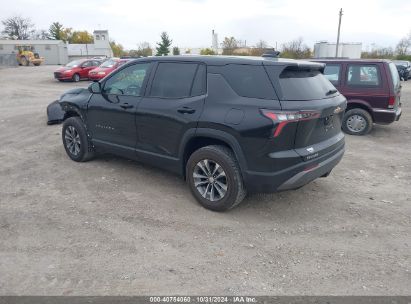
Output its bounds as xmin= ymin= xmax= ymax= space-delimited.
xmin=65 ymin=60 xmax=83 ymax=68
xmin=100 ymin=59 xmax=118 ymax=68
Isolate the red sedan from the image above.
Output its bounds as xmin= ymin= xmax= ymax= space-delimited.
xmin=54 ymin=59 xmax=102 ymax=82
xmin=88 ymin=58 xmax=132 ymax=81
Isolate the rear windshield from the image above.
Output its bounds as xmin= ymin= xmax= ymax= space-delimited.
xmin=100 ymin=59 xmax=118 ymax=68
xmin=389 ymin=62 xmax=401 ymax=89
xmin=276 ymin=69 xmax=337 ymax=101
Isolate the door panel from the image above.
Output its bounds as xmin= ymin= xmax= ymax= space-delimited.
xmin=136 ymin=62 xmax=206 ymax=159
xmin=136 ymin=95 xmax=205 ymax=157
xmin=86 ymin=62 xmax=152 ymax=156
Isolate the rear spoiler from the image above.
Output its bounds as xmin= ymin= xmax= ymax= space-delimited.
xmin=263 ymin=59 xmax=325 ymax=73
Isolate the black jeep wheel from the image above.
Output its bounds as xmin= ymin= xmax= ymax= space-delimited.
xmin=62 ymin=117 xmax=95 ymax=162
xmin=186 ymin=145 xmax=246 ymax=211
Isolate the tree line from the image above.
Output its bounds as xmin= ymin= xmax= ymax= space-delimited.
xmin=2 ymin=15 xmax=410 ymax=60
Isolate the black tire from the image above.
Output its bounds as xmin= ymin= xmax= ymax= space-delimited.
xmin=342 ymin=108 xmax=373 ymax=135
xmin=62 ymin=117 xmax=95 ymax=162
xmin=21 ymin=57 xmax=29 ymax=66
xmin=72 ymin=73 xmax=80 ymax=82
xmin=186 ymin=145 xmax=246 ymax=211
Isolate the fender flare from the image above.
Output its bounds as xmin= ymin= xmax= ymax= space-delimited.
xmin=178 ymin=128 xmax=248 ymax=173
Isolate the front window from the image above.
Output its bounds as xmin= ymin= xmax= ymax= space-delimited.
xmin=103 ymin=63 xmax=150 ymax=96
xmin=323 ymin=64 xmax=341 ymax=84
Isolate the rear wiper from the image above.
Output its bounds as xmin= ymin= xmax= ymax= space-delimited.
xmin=326 ymin=89 xmax=338 ymax=96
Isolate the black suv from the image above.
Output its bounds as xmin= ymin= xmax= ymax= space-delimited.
xmin=57 ymin=56 xmax=346 ymax=211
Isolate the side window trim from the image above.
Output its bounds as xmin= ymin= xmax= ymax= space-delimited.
xmin=189 ymin=63 xmax=207 ymax=97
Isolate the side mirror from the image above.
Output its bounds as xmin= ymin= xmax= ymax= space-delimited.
xmin=88 ymin=82 xmax=101 ymax=94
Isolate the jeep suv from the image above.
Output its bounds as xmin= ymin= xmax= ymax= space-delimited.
xmin=313 ymin=59 xmax=402 ymax=135
xmin=58 ymin=56 xmax=346 ymax=211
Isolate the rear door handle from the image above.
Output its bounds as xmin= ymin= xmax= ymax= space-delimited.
xmin=177 ymin=107 xmax=195 ymax=114
xmin=120 ymin=103 xmax=133 ymax=109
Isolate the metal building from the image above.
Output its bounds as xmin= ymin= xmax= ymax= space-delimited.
xmin=314 ymin=41 xmax=362 ymax=59
xmin=0 ymin=40 xmax=68 ymax=65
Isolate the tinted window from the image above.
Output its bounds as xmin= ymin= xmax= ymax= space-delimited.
xmin=150 ymin=63 xmax=198 ymax=98
xmin=221 ymin=64 xmax=275 ymax=99
xmin=347 ymin=64 xmax=381 ymax=86
xmin=103 ymin=63 xmax=150 ymax=96
xmin=323 ymin=64 xmax=341 ymax=84
xmin=191 ymin=64 xmax=206 ymax=96
xmin=275 ymin=69 xmax=337 ymax=101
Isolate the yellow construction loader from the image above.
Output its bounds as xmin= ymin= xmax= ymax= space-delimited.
xmin=16 ymin=45 xmax=44 ymax=66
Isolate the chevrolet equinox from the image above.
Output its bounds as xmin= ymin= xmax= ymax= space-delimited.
xmin=58 ymin=56 xmax=346 ymax=211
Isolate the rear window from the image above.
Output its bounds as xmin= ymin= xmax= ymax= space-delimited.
xmin=275 ymin=69 xmax=337 ymax=101
xmin=150 ymin=62 xmax=198 ymax=98
xmin=389 ymin=62 xmax=401 ymax=89
xmin=221 ymin=64 xmax=276 ymax=99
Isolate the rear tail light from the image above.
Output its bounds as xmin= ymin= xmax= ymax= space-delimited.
xmin=388 ymin=96 xmax=396 ymax=109
xmin=261 ymin=109 xmax=321 ymax=137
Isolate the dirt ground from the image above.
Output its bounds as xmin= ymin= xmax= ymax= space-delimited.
xmin=0 ymin=65 xmax=410 ymax=296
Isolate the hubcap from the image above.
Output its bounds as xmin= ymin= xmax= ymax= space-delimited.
xmin=64 ymin=126 xmax=81 ymax=156
xmin=346 ymin=114 xmax=366 ymax=133
xmin=193 ymin=159 xmax=227 ymax=202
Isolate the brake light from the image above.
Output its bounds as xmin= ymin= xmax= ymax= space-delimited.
xmin=388 ymin=96 xmax=395 ymax=109
xmin=261 ymin=109 xmax=321 ymax=137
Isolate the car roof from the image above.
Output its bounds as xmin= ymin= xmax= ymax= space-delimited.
xmin=127 ymin=55 xmax=324 ymax=69
xmin=311 ymin=58 xmax=392 ymax=63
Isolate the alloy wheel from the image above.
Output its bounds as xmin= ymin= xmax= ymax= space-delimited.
xmin=193 ymin=159 xmax=227 ymax=202
xmin=64 ymin=126 xmax=81 ymax=156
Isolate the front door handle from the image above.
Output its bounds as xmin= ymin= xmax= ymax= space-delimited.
xmin=120 ymin=103 xmax=133 ymax=109
xmin=177 ymin=107 xmax=195 ymax=114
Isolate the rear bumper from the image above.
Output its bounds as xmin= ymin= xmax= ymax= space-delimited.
xmin=372 ymin=106 xmax=402 ymax=124
xmin=243 ymin=134 xmax=345 ymax=193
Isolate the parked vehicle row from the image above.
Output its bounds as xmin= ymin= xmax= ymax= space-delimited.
xmin=54 ymin=57 xmax=132 ymax=82
xmin=393 ymin=60 xmax=411 ymax=81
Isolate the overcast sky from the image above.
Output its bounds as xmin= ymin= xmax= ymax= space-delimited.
xmin=1 ymin=0 xmax=410 ymax=50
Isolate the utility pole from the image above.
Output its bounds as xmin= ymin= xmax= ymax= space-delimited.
xmin=335 ymin=8 xmax=343 ymax=58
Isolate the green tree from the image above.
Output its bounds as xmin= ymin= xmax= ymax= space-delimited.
xmin=69 ymin=30 xmax=93 ymax=44
xmin=1 ymin=15 xmax=35 ymax=40
xmin=172 ymin=46 xmax=180 ymax=55
xmin=156 ymin=32 xmax=172 ymax=56
xmin=49 ymin=22 xmax=64 ymax=40
xmin=110 ymin=40 xmax=125 ymax=57
xmin=200 ymin=48 xmax=216 ymax=55
xmin=221 ymin=37 xmax=238 ymax=55
xmin=280 ymin=38 xmax=311 ymax=59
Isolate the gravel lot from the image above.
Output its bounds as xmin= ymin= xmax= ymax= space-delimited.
xmin=0 ymin=65 xmax=410 ymax=295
